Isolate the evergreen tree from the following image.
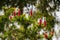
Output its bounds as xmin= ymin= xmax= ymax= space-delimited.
xmin=0 ymin=0 xmax=60 ymax=40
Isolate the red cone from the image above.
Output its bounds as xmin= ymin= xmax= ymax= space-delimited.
xmin=44 ymin=33 xmax=48 ymax=38
xmin=30 ymin=9 xmax=32 ymax=16
xmin=10 ymin=16 xmax=12 ymax=20
xmin=50 ymin=29 xmax=54 ymax=36
xmin=39 ymin=18 xmax=42 ymax=25
xmin=44 ymin=20 xmax=46 ymax=26
xmin=13 ymin=11 xmax=16 ymax=16
xmin=18 ymin=9 xmax=21 ymax=16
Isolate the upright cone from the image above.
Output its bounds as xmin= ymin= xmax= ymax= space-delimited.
xmin=30 ymin=9 xmax=32 ymax=16
xmin=13 ymin=11 xmax=16 ymax=16
xmin=44 ymin=20 xmax=46 ymax=26
xmin=9 ymin=16 xmax=12 ymax=20
xmin=39 ymin=18 xmax=42 ymax=25
xmin=44 ymin=32 xmax=48 ymax=38
xmin=18 ymin=9 xmax=21 ymax=16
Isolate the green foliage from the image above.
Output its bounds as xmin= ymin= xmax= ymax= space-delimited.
xmin=0 ymin=0 xmax=56 ymax=39
xmin=0 ymin=6 xmax=55 ymax=40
